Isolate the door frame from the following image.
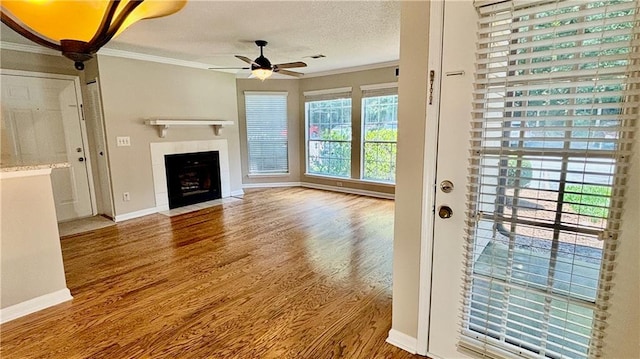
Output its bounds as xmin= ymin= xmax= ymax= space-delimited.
xmin=415 ymin=1 xmax=448 ymax=356
xmin=1 ymin=69 xmax=98 ymax=218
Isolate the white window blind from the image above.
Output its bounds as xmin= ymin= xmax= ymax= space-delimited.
xmin=461 ymin=1 xmax=639 ymax=359
xmin=361 ymin=84 xmax=398 ymax=183
xmin=244 ymin=92 xmax=288 ymax=175
xmin=305 ymin=88 xmax=353 ymax=178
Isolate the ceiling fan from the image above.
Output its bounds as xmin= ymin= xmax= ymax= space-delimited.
xmin=211 ymin=40 xmax=307 ymax=80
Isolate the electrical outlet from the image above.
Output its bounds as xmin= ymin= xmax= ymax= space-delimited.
xmin=336 ymin=181 xmax=343 ymax=187
xmin=116 ymin=136 xmax=131 ymax=147
xmin=123 ymin=192 xmax=130 ymax=201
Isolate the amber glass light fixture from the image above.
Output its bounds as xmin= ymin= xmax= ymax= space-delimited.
xmin=1 ymin=0 xmax=187 ymax=70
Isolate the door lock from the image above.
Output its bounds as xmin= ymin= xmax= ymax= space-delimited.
xmin=440 ymin=180 xmax=454 ymax=193
xmin=438 ymin=205 xmax=453 ymax=219
xmin=78 ymin=157 xmax=85 ymax=162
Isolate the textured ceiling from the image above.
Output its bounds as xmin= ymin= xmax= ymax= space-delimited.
xmin=1 ymin=1 xmax=401 ymax=76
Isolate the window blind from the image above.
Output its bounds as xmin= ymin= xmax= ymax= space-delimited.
xmin=461 ymin=1 xmax=639 ymax=359
xmin=303 ymin=87 xmax=353 ymax=102
xmin=361 ymin=83 xmax=398 ymax=98
xmin=244 ymin=92 xmax=288 ymax=174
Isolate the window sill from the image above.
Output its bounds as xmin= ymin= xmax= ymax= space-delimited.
xmin=247 ymin=173 xmax=291 ymax=179
xmin=303 ymin=173 xmax=395 ymax=187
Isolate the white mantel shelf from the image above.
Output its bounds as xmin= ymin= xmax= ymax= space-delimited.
xmin=145 ymin=119 xmax=234 ymax=138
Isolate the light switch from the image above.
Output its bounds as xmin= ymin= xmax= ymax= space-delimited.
xmin=116 ymin=136 xmax=131 ymax=147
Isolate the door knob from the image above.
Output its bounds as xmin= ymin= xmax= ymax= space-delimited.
xmin=78 ymin=157 xmax=85 ymax=162
xmin=438 ymin=205 xmax=453 ymax=219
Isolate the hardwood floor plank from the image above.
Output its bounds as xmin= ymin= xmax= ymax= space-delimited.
xmin=1 ymin=188 xmax=421 ymax=359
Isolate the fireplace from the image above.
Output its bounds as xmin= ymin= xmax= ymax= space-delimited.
xmin=164 ymin=151 xmax=221 ymax=209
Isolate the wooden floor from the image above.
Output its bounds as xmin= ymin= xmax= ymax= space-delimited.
xmin=1 ymin=188 xmax=421 ymax=359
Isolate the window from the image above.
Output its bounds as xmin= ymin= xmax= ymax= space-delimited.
xmin=361 ymin=84 xmax=398 ymax=183
xmin=461 ymin=1 xmax=638 ymax=359
xmin=244 ymin=92 xmax=288 ymax=175
xmin=305 ymin=88 xmax=352 ymax=178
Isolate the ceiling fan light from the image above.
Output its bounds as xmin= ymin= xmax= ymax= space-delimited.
xmin=252 ymin=68 xmax=273 ymax=81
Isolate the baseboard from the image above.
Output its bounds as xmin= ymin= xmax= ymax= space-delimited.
xmin=242 ymin=182 xmax=302 ymax=189
xmin=114 ymin=207 xmax=158 ymax=222
xmin=230 ymin=189 xmax=245 ymax=196
xmin=386 ymin=329 xmax=418 ymax=354
xmin=0 ymin=289 xmax=72 ymax=324
xmin=301 ymin=182 xmax=395 ymax=200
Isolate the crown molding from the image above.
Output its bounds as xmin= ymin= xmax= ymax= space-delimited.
xmin=0 ymin=41 xmax=61 ymax=57
xmin=1 ymin=41 xmax=398 ymax=78
xmin=0 ymin=41 xmax=234 ymax=72
xmin=303 ymin=60 xmax=399 ymax=78
xmin=97 ymin=48 xmax=226 ymax=71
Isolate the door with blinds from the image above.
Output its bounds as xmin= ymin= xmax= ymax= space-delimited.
xmin=426 ymin=1 xmax=638 ymax=359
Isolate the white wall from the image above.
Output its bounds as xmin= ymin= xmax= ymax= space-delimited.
xmin=97 ymin=56 xmax=243 ymax=217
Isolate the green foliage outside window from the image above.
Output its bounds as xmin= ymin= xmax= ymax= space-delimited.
xmin=363 ymin=129 xmax=397 ymax=183
xmin=563 ymin=184 xmax=611 ymax=219
xmin=308 ymin=129 xmax=351 ymax=177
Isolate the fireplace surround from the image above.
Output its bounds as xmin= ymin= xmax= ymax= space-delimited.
xmin=150 ymin=140 xmax=231 ymax=211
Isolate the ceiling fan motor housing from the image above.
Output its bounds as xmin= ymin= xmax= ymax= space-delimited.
xmin=252 ymin=55 xmax=272 ymax=70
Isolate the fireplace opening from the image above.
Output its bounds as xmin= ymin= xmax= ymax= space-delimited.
xmin=165 ymin=151 xmax=221 ymax=209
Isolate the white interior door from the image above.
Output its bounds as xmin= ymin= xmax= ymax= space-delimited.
xmin=1 ymin=73 xmax=95 ymax=221
xmin=425 ymin=1 xmax=480 ymax=358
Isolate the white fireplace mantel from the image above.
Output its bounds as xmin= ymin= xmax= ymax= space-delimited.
xmin=145 ymin=118 xmax=234 ymax=138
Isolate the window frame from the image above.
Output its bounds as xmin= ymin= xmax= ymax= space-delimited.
xmin=360 ymin=83 xmax=399 ymax=184
xmin=304 ymin=87 xmax=353 ymax=179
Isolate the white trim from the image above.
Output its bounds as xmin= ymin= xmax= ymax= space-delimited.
xmin=303 ymin=173 xmax=395 ymax=188
xmin=360 ymin=82 xmax=399 ymax=91
xmin=97 ymin=48 xmax=216 ymax=70
xmin=0 ymin=289 xmax=72 ymax=324
xmin=416 ymin=0 xmax=446 ymax=356
xmin=243 ymin=91 xmax=288 ymax=96
xmin=0 ymin=41 xmax=61 ymax=57
xmin=230 ymin=189 xmax=245 ymax=197
xmin=0 ymin=41 xmax=398 ymax=78
xmin=243 ymin=182 xmax=302 ymax=189
xmin=301 ymin=182 xmax=394 ymax=200
xmin=0 ymin=68 xmax=71 ymax=79
xmin=247 ymin=173 xmax=291 ymax=178
xmin=386 ymin=329 xmax=418 ymax=354
xmin=304 ymin=60 xmax=399 ymax=78
xmin=114 ymin=207 xmax=158 ymax=222
xmin=303 ymin=87 xmax=353 ymax=97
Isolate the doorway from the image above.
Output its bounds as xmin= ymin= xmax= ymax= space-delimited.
xmin=1 ymin=70 xmax=96 ymax=221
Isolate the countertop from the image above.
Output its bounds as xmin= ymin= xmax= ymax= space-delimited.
xmin=0 ymin=162 xmax=70 ymax=178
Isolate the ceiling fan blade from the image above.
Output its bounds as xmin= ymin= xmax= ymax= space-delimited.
xmin=274 ymin=61 xmax=307 ymax=69
xmin=235 ymin=55 xmax=257 ymax=65
xmin=276 ymin=69 xmax=304 ymax=78
xmin=208 ymin=67 xmax=250 ymax=70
